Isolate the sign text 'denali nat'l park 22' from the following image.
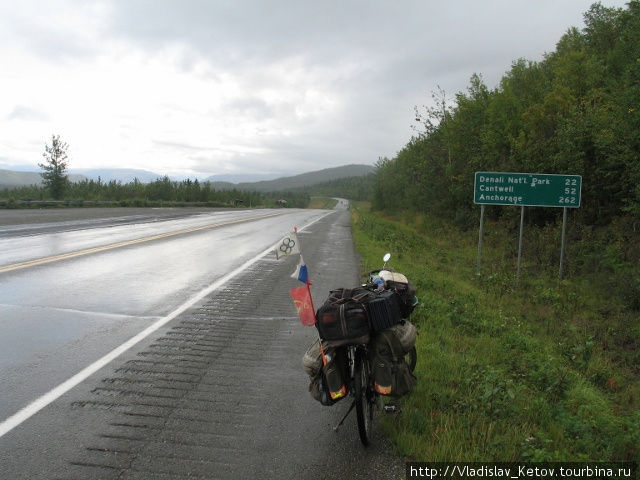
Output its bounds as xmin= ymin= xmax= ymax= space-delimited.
xmin=474 ymin=172 xmax=582 ymax=208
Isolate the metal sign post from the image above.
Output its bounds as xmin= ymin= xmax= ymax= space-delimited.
xmin=559 ymin=207 xmax=568 ymax=280
xmin=476 ymin=204 xmax=485 ymax=276
xmin=517 ymin=206 xmax=525 ymax=283
xmin=474 ymin=172 xmax=582 ymax=280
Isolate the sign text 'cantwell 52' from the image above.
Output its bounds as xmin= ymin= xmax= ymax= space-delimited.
xmin=474 ymin=172 xmax=582 ymax=208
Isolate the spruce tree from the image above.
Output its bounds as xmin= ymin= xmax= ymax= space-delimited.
xmin=39 ymin=135 xmax=69 ymax=200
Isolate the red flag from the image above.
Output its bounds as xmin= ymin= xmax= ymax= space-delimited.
xmin=289 ymin=284 xmax=316 ymax=326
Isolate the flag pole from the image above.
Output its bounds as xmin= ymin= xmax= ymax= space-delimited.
xmin=283 ymin=226 xmax=317 ymax=326
xmin=287 ymin=228 xmax=344 ymax=402
xmin=293 ymin=225 xmax=315 ymax=308
xmin=291 ymin=226 xmax=325 ymax=366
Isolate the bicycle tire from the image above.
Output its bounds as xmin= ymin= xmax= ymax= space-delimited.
xmin=354 ymin=348 xmax=373 ymax=446
xmin=406 ymin=346 xmax=417 ymax=372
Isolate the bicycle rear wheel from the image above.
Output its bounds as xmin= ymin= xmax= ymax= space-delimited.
xmin=354 ymin=348 xmax=373 ymax=446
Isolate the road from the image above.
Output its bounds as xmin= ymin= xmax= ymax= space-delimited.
xmin=0 ymin=206 xmax=405 ymax=479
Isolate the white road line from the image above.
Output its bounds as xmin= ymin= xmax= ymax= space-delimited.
xmin=0 ymin=210 xmax=335 ymax=439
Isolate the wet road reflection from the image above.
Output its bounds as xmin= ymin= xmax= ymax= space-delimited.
xmin=0 ymin=208 xmax=329 ymax=421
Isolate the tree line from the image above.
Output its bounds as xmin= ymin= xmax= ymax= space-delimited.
xmin=369 ymin=2 xmax=639 ymax=310
xmin=0 ymin=134 xmax=309 ymax=208
xmin=372 ymin=2 xmax=640 ymax=228
xmin=1 ymin=175 xmax=309 ymax=209
xmin=298 ymin=173 xmax=374 ymax=201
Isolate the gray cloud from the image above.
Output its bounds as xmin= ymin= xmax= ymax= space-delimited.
xmin=0 ymin=1 xmax=105 ymax=63
xmin=223 ymin=97 xmax=276 ymax=120
xmin=153 ymin=140 xmax=212 ymax=152
xmin=7 ymin=106 xmax=49 ymax=122
xmin=0 ymin=0 xmax=629 ymax=176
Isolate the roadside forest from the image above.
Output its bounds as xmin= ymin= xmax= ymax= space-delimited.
xmin=0 ymin=176 xmax=309 ymax=209
xmin=373 ymin=1 xmax=639 ymax=309
xmin=355 ymin=1 xmax=639 ymax=463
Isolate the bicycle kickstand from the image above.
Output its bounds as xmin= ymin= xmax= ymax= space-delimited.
xmin=333 ymin=400 xmax=356 ymax=432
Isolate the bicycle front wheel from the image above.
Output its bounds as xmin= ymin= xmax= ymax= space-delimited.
xmin=406 ymin=346 xmax=417 ymax=372
xmin=354 ymin=348 xmax=373 ymax=446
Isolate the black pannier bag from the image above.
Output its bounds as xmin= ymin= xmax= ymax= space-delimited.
xmin=302 ymin=339 xmax=348 ymax=405
xmin=369 ymin=328 xmax=417 ymax=397
xmin=316 ymin=288 xmax=374 ymax=346
xmin=367 ymin=289 xmax=403 ymax=332
xmin=322 ymin=347 xmax=349 ymax=402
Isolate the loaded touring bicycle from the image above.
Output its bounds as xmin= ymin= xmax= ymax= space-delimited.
xmin=302 ymin=253 xmax=418 ymax=445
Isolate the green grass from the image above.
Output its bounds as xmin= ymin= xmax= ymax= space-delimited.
xmin=350 ymin=203 xmax=639 ymax=462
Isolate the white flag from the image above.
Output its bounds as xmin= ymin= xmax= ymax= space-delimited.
xmin=275 ymin=232 xmax=300 ymax=259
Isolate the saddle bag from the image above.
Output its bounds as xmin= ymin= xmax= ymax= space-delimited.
xmin=316 ymin=288 xmax=373 ymax=346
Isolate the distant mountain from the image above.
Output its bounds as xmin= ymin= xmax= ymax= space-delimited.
xmin=0 ymin=169 xmax=41 ymax=187
xmin=215 ymin=164 xmax=375 ymax=192
xmin=70 ymin=168 xmax=163 ymax=184
xmin=0 ymin=163 xmax=41 ymax=172
xmin=1 ymin=164 xmax=376 ymax=192
xmin=205 ymin=173 xmax=282 ymax=184
xmin=208 ymin=181 xmax=237 ymax=190
xmin=0 ymin=168 xmax=86 ymax=188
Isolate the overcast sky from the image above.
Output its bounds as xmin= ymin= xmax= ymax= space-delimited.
xmin=0 ymin=1 xmax=630 ymax=178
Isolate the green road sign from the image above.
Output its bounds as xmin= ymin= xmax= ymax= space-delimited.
xmin=474 ymin=172 xmax=582 ymax=208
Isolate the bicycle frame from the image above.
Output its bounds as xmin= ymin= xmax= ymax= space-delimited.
xmin=332 ymin=343 xmax=376 ymax=446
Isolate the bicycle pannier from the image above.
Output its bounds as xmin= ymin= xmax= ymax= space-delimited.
xmin=303 ymin=339 xmax=348 ymax=405
xmin=369 ymin=329 xmax=417 ymax=397
xmin=323 ymin=348 xmax=348 ymax=401
xmin=387 ymin=320 xmax=417 ymax=354
xmin=302 ymin=339 xmax=323 ymax=377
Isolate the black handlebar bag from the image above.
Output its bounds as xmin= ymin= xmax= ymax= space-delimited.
xmin=367 ymin=289 xmax=404 ymax=332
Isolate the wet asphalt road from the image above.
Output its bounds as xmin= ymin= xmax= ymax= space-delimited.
xmin=0 ymin=208 xmax=311 ymax=422
xmin=0 ymin=206 xmax=406 ymax=479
